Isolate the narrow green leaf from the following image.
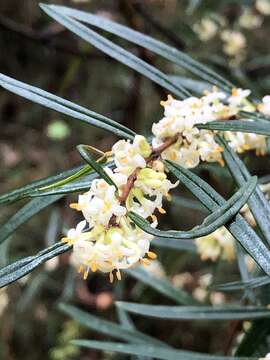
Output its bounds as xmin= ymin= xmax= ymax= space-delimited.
xmin=72 ymin=340 xmax=258 ymax=360
xmin=0 ymin=195 xmax=62 ymax=245
xmin=39 ymin=165 xmax=91 ymax=191
xmin=116 ymin=302 xmax=270 ymax=320
xmin=213 ymin=276 xmax=270 ymax=292
xmin=129 ymin=176 xmax=257 ymax=239
xmin=0 ymin=73 xmax=135 ymax=140
xmin=168 ymin=75 xmax=212 ymax=94
xmin=0 ymin=164 xmax=84 ymax=204
xmin=239 ymin=110 xmax=270 ymax=122
xmin=216 ymin=136 xmax=270 ymax=246
xmin=59 ymin=303 xmax=166 ymax=347
xmin=46 ymin=4 xmax=233 ymax=92
xmin=152 ymin=237 xmax=197 ymax=252
xmin=40 ymin=4 xmax=191 ymax=99
xmin=77 ymin=145 xmax=117 ymax=188
xmin=197 ymin=120 xmax=270 ymax=136
xmin=164 ymin=161 xmax=270 ymax=276
xmin=124 ymin=267 xmax=198 ymax=305
xmin=0 ymin=242 xmax=71 ymax=288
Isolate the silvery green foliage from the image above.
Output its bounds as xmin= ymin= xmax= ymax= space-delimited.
xmin=1 ymin=4 xmax=270 ymax=359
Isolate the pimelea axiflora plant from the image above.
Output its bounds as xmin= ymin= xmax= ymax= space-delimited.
xmin=2 ymin=3 xmax=270 ymax=359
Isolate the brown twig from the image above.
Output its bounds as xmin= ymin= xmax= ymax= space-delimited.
xmin=118 ymin=133 xmax=179 ymax=204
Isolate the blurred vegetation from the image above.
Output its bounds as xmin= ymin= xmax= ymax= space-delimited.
xmin=1 ymin=0 xmax=270 ymax=359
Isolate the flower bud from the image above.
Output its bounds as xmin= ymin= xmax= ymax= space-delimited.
xmin=133 ymin=135 xmax=152 ymax=158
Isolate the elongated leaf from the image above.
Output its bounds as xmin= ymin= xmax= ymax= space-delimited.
xmin=46 ymin=4 xmax=233 ymax=92
xmin=125 ymin=267 xmax=198 ymax=305
xmin=152 ymin=237 xmax=197 ymax=252
xmin=116 ymin=302 xmax=270 ymax=320
xmin=235 ymin=244 xmax=256 ymax=302
xmin=39 ymin=164 xmax=91 ymax=191
xmin=165 ymin=161 xmax=270 ymax=276
xmin=0 ymin=195 xmax=62 ymax=245
xmin=213 ymin=276 xmax=270 ymax=292
xmin=59 ymin=303 xmax=166 ymax=346
xmin=197 ymin=120 xmax=270 ymax=136
xmin=77 ymin=145 xmax=116 ymax=188
xmin=239 ymin=110 xmax=270 ymax=122
xmin=0 ymin=162 xmax=113 ymax=203
xmin=129 ymin=176 xmax=257 ymax=239
xmin=72 ymin=340 xmax=258 ymax=360
xmin=0 ymin=164 xmax=84 ymax=204
xmin=0 ymin=242 xmax=71 ymax=288
xmin=40 ymin=5 xmax=191 ymax=99
xmin=216 ymin=136 xmax=270 ymax=246
xmin=0 ymin=73 xmax=135 ymax=140
xmin=169 ymin=75 xmax=212 ymax=94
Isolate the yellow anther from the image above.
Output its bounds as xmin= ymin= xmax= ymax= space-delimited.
xmin=158 ymin=207 xmax=166 ymax=214
xmin=78 ymin=265 xmax=83 ymax=274
xmin=151 ymin=214 xmax=157 ymax=223
xmin=147 ymin=251 xmax=157 ymax=259
xmin=140 ymin=258 xmax=151 ymax=266
xmin=69 ymin=203 xmax=82 ymax=211
xmin=61 ymin=237 xmax=69 ymax=243
xmin=232 ymin=88 xmax=238 ymax=97
xmin=91 ymin=263 xmax=97 ymax=273
xmin=116 ymin=269 xmax=122 ymax=281
xmin=83 ymin=268 xmax=90 ymax=280
xmin=215 ymin=146 xmax=224 ymax=153
xmin=109 ymin=271 xmax=114 ymax=283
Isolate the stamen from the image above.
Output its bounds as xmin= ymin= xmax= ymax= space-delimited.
xmin=83 ymin=267 xmax=90 ymax=280
xmin=151 ymin=215 xmax=157 ymax=222
xmin=78 ymin=265 xmax=83 ymax=274
xmin=147 ymin=251 xmax=157 ymax=259
xmin=116 ymin=269 xmax=122 ymax=281
xmin=158 ymin=207 xmax=166 ymax=214
xmin=109 ymin=271 xmax=114 ymax=283
xmin=69 ymin=203 xmax=82 ymax=211
xmin=91 ymin=263 xmax=97 ymax=273
xmin=140 ymin=258 xmax=151 ymax=266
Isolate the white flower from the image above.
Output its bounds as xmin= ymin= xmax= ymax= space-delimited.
xmin=221 ymin=30 xmax=246 ymax=57
xmin=239 ymin=8 xmax=262 ymax=29
xmin=112 ymin=135 xmax=150 ymax=175
xmin=256 ymin=0 xmax=270 ymax=15
xmin=228 ymin=88 xmax=251 ymax=113
xmin=258 ymin=95 xmax=270 ymax=116
xmin=196 ymin=227 xmax=235 ymax=262
xmin=70 ymin=217 xmax=156 ymax=281
xmin=62 ymin=220 xmax=88 ymax=245
xmin=193 ymin=18 xmax=218 ymax=41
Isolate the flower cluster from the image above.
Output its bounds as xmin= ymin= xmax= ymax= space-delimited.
xmin=63 ymin=86 xmax=269 ymax=279
xmin=193 ymin=1 xmax=270 ymax=65
xmin=152 ymin=88 xmax=267 ymax=169
xmin=63 ymin=135 xmax=177 ymax=281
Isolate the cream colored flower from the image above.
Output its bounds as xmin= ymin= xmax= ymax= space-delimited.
xmin=221 ymin=30 xmax=246 ymax=57
xmin=193 ymin=18 xmax=218 ymax=41
xmin=258 ymin=95 xmax=270 ymax=116
xmin=256 ymin=0 xmax=270 ymax=15
xmin=239 ymin=8 xmax=262 ymax=29
xmin=112 ymin=135 xmax=150 ymax=175
xmin=196 ymin=227 xmax=235 ymax=262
